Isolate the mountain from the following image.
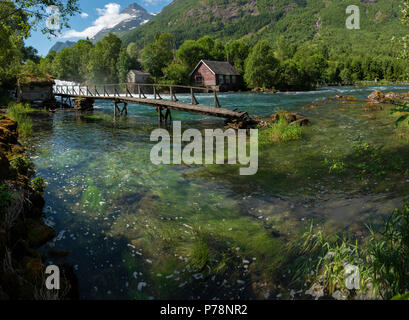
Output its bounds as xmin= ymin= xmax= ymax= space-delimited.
xmin=121 ymin=0 xmax=408 ymax=55
xmin=49 ymin=41 xmax=76 ymax=53
xmin=91 ymin=3 xmax=154 ymax=43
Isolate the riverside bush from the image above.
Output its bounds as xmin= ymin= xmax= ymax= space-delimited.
xmin=10 ymin=155 xmax=34 ymax=176
xmin=31 ymin=177 xmax=46 ymax=193
xmin=259 ymin=117 xmax=302 ymax=145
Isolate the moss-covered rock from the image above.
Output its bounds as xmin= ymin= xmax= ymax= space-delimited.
xmin=0 ymin=119 xmax=18 ymax=132
xmin=25 ymin=219 xmax=56 ymax=248
xmin=0 ymin=126 xmax=18 ymax=145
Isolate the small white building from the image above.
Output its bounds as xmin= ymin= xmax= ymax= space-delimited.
xmin=127 ymin=70 xmax=151 ymax=84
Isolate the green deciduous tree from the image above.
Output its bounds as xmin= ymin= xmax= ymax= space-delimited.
xmin=275 ymin=36 xmax=297 ymax=61
xmin=117 ymin=49 xmax=133 ymax=83
xmin=0 ymin=0 xmax=79 ymax=86
xmin=127 ymin=42 xmax=139 ymax=60
xmin=0 ymin=0 xmax=80 ymax=36
xmin=52 ymin=47 xmax=76 ymax=80
xmin=141 ymin=33 xmax=174 ymax=79
xmin=88 ymin=33 xmax=122 ymax=83
xmin=176 ymin=40 xmax=208 ymax=72
xmin=244 ymin=40 xmax=280 ymax=89
xmin=73 ymin=40 xmax=94 ymax=81
xmin=225 ymin=40 xmax=250 ymax=74
xmin=162 ymin=63 xmax=189 ymax=85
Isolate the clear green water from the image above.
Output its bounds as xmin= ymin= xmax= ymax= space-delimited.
xmin=23 ymin=85 xmax=409 ymax=300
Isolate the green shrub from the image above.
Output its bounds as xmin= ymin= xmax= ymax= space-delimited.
xmin=324 ymin=158 xmax=346 ymax=174
xmin=10 ymin=155 xmax=34 ymax=176
xmin=31 ymin=176 xmax=46 ymax=193
xmin=369 ymin=198 xmax=409 ymax=299
xmin=351 ymin=142 xmax=396 ymax=177
xmin=290 ymin=198 xmax=409 ymax=300
xmin=259 ymin=117 xmax=302 ymax=145
xmin=392 ymin=102 xmax=409 ymax=127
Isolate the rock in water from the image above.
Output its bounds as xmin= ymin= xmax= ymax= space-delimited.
xmin=74 ymin=97 xmax=94 ymax=111
xmin=367 ymin=90 xmax=395 ymax=104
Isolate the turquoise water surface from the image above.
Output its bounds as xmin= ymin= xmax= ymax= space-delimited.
xmin=23 ymin=85 xmax=409 ymax=300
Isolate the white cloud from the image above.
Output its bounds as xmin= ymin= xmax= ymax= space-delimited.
xmin=62 ymin=3 xmax=131 ymax=39
xmin=80 ymin=12 xmax=89 ymax=18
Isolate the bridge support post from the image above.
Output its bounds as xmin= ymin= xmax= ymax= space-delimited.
xmin=121 ymin=102 xmax=128 ymax=116
xmin=114 ymin=101 xmax=118 ymax=117
xmin=113 ymin=101 xmax=128 ymax=117
xmin=156 ymin=106 xmax=164 ymax=126
xmin=164 ymin=108 xmax=172 ymax=125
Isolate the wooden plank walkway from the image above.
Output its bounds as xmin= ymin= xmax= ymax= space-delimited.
xmin=53 ymin=83 xmax=252 ymax=122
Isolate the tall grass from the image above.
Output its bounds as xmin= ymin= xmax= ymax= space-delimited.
xmin=289 ymin=198 xmax=409 ymax=299
xmin=259 ymin=117 xmax=302 ymax=145
xmin=6 ymin=102 xmax=33 ymax=137
xmin=369 ymin=198 xmax=409 ymax=299
xmin=289 ymin=223 xmax=375 ymax=299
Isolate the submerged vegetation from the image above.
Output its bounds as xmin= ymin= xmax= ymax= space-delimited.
xmin=324 ymin=141 xmax=409 ymax=179
xmin=289 ymin=197 xmax=409 ymax=300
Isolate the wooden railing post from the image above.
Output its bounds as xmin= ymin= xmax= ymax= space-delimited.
xmin=214 ymin=90 xmax=221 ymax=108
xmin=125 ymin=84 xmax=132 ymax=98
xmin=191 ymin=87 xmax=199 ymax=105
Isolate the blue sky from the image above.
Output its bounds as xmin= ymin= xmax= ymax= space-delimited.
xmin=25 ymin=0 xmax=172 ymax=56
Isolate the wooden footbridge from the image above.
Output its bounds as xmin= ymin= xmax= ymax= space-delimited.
xmin=53 ymin=83 xmax=254 ymax=125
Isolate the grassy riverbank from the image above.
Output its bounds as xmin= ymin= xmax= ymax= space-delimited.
xmin=0 ymin=108 xmax=76 ymax=300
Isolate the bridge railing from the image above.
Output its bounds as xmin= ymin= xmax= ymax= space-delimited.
xmin=53 ymin=83 xmax=222 ymax=108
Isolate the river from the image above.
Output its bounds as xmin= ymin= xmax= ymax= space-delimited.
xmin=23 ymin=85 xmax=409 ymax=300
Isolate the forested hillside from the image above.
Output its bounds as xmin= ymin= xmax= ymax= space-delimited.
xmin=121 ymin=0 xmax=407 ymax=56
